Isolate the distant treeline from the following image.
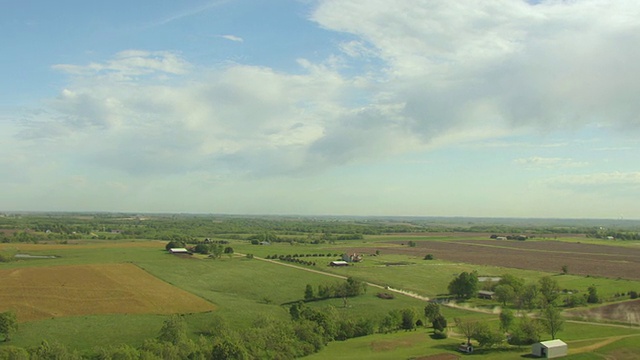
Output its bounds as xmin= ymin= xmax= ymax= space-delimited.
xmin=2 ymin=214 xmax=640 ymax=244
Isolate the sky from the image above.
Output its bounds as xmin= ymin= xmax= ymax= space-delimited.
xmin=1 ymin=0 xmax=639 ymax=219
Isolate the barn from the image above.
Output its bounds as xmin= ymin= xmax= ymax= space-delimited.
xmin=531 ymin=339 xmax=567 ymax=358
xmin=169 ymin=248 xmax=191 ymax=254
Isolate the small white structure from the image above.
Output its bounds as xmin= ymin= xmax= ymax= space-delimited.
xmin=458 ymin=343 xmax=473 ymax=354
xmin=330 ymin=260 xmax=349 ymax=267
xmin=169 ymin=248 xmax=190 ymax=254
xmin=532 ymin=339 xmax=568 ymax=358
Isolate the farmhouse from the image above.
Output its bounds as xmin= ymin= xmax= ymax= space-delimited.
xmin=330 ymin=260 xmax=349 ymax=267
xmin=531 ymin=339 xmax=568 ymax=358
xmin=342 ymin=252 xmax=363 ymax=262
xmin=477 ymin=290 xmax=495 ymax=300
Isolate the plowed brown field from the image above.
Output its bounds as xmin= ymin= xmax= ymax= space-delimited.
xmin=352 ymin=239 xmax=640 ymax=280
xmin=0 ymin=263 xmax=216 ymax=322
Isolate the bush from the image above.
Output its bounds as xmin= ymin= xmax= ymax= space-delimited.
xmin=193 ymin=244 xmax=209 ymax=254
xmin=629 ymin=291 xmax=638 ymax=299
xmin=423 ymin=254 xmax=434 ymax=260
xmin=0 ymin=253 xmax=14 ymax=263
xmin=564 ymin=294 xmax=587 ymax=308
xmin=587 ymin=286 xmax=600 ymax=304
xmin=431 ymin=330 xmax=448 ymax=339
xmin=377 ymin=293 xmax=395 ymax=299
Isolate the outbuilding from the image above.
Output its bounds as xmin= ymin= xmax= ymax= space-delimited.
xmin=531 ymin=339 xmax=567 ymax=358
xmin=330 ymin=260 xmax=349 ymax=267
xmin=169 ymin=248 xmax=191 ymax=254
xmin=477 ymin=290 xmax=495 ymax=300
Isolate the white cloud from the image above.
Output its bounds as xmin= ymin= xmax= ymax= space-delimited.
xmin=546 ymin=172 xmax=640 ymax=196
xmin=34 ymin=51 xmax=403 ymax=177
xmin=312 ymin=0 xmax=640 ymax=134
xmin=14 ymin=1 xmax=640 ymax=185
xmin=514 ymin=156 xmax=588 ymax=168
xmin=149 ymin=1 xmax=228 ymax=27
xmin=219 ymin=34 xmax=244 ymax=42
xmin=53 ymin=50 xmax=190 ymax=79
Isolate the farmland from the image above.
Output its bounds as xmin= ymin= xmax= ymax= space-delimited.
xmin=0 ymin=214 xmax=640 ymax=359
xmin=351 ymin=238 xmax=640 ymax=280
xmin=0 ymin=263 xmax=217 ymax=322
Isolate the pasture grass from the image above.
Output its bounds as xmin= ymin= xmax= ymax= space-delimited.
xmin=2 ymin=237 xmax=640 ymax=357
xmin=302 ymin=320 xmax=640 ymax=360
xmin=302 ymin=330 xmax=461 ymax=360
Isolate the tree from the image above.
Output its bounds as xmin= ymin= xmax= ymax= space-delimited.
xmin=158 ymin=315 xmax=187 ymax=345
xmin=539 ymin=276 xmax=560 ymax=305
xmin=432 ymin=314 xmax=447 ymax=333
xmin=194 ymin=243 xmax=210 ymax=254
xmin=304 ymin=284 xmax=315 ymax=300
xmin=210 ymin=245 xmax=224 ymax=259
xmin=494 ymin=284 xmax=516 ymax=306
xmin=520 ymin=283 xmax=540 ymax=310
xmin=165 ymin=240 xmax=185 ymax=251
xmin=211 ymin=337 xmax=249 ymax=360
xmin=564 ymin=293 xmax=587 ymax=308
xmin=0 ymin=346 xmax=28 ymax=359
xmin=224 ymin=246 xmax=234 ymax=254
xmin=344 ymin=277 xmax=367 ymax=297
xmin=539 ymin=305 xmax=564 ymax=340
xmin=423 ymin=254 xmax=434 ymax=260
xmin=587 ymin=286 xmax=599 ymax=304
xmin=561 ymin=265 xmax=569 ymax=275
xmin=499 ymin=309 xmax=515 ymax=333
xmin=29 ymin=340 xmax=80 ymax=359
xmin=473 ymin=322 xmax=504 ymax=348
xmin=0 ymin=311 xmax=17 ymax=342
xmin=497 ymin=274 xmax=525 ymax=294
xmin=454 ymin=318 xmax=479 ymax=345
xmin=508 ymin=315 xmax=542 ymax=345
xmin=448 ymin=271 xmax=479 ymax=299
xmin=424 ymin=302 xmax=441 ymax=323
xmin=317 ymin=284 xmax=331 ymax=299
xmin=400 ymin=308 xmax=416 ymax=330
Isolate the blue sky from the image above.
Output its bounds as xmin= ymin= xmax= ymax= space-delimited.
xmin=1 ymin=0 xmax=639 ymax=218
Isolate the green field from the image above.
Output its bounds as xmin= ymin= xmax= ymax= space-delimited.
xmin=1 ymin=215 xmax=639 ymax=358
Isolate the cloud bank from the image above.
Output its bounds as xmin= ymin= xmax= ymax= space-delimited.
xmin=13 ymin=0 xmax=640 ymax=185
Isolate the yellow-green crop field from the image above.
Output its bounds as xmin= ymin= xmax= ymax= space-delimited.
xmin=0 ymin=263 xmax=216 ymax=322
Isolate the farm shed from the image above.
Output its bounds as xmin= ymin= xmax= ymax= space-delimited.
xmin=330 ymin=260 xmax=349 ymax=267
xmin=477 ymin=290 xmax=495 ymax=300
xmin=532 ymin=339 xmax=567 ymax=358
xmin=169 ymin=248 xmax=190 ymax=254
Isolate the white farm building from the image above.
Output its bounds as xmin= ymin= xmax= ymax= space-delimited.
xmin=532 ymin=339 xmax=568 ymax=358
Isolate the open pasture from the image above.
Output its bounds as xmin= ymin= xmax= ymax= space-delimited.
xmin=351 ymin=238 xmax=640 ymax=280
xmin=0 ymin=263 xmax=216 ymax=322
